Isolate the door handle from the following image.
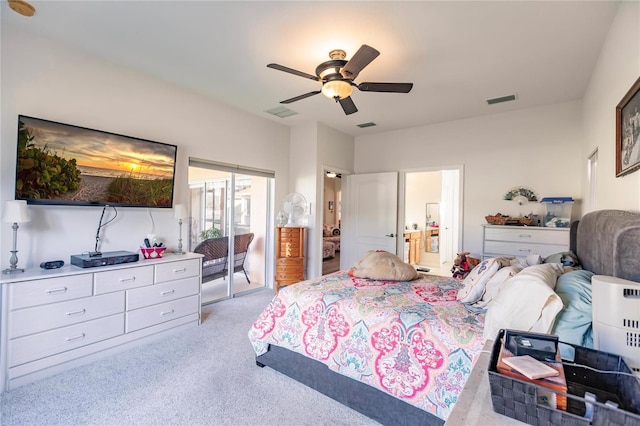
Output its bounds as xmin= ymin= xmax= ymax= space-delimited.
xmin=385 ymin=233 xmax=396 ymax=237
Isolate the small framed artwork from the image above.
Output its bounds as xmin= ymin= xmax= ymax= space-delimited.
xmin=328 ymin=201 xmax=334 ymax=211
xmin=616 ymin=76 xmax=640 ymax=177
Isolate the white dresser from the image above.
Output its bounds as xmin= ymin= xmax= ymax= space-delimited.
xmin=482 ymin=225 xmax=570 ymax=259
xmin=0 ymin=252 xmax=202 ymax=392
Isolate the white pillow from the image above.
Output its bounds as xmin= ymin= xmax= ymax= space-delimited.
xmin=472 ymin=264 xmax=524 ymax=308
xmin=483 ymin=263 xmax=565 ymax=341
xmin=456 ymin=257 xmax=512 ymax=303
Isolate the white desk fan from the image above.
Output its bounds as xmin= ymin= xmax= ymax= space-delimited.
xmin=283 ymin=192 xmax=307 ymax=227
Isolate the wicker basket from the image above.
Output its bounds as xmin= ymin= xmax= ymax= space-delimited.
xmin=485 ymin=216 xmax=534 ymax=226
xmin=518 ymin=217 xmax=534 ymax=226
xmin=485 ymin=215 xmax=510 ymax=225
xmin=488 ymin=330 xmax=640 ymax=426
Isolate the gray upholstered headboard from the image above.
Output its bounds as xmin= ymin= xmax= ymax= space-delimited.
xmin=572 ymin=210 xmax=640 ymax=282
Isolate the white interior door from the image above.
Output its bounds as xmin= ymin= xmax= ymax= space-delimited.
xmin=341 ymin=172 xmax=398 ymax=269
xmin=440 ymin=169 xmax=460 ymax=264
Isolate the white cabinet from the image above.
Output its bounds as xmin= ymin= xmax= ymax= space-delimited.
xmin=0 ymin=253 xmax=202 ymax=392
xmin=482 ymin=225 xmax=570 ymax=259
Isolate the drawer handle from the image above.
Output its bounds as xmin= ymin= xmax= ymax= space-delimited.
xmin=65 ymin=333 xmax=86 ymax=342
xmin=119 ymin=277 xmax=136 ymax=283
xmin=160 ymin=289 xmax=175 ymax=296
xmin=518 ymin=234 xmax=532 ymax=238
xmin=66 ymin=309 xmax=86 ymax=317
xmin=46 ymin=287 xmax=68 ymax=294
xmin=518 ymin=248 xmax=532 ymax=253
xmin=161 ymin=309 xmax=175 ymax=316
xmin=173 ymin=268 xmax=187 ymax=274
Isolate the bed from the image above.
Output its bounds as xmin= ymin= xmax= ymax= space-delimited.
xmin=249 ymin=271 xmax=484 ymax=425
xmin=249 ymin=209 xmax=640 ymax=425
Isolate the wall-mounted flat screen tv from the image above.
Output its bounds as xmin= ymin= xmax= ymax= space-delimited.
xmin=15 ymin=115 xmax=178 ymax=208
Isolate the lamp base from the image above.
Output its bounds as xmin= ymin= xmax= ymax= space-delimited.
xmin=3 ymin=267 xmax=25 ymax=274
xmin=174 ymin=250 xmax=185 ymax=255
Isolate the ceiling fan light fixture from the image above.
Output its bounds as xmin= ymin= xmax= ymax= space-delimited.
xmin=326 ymin=171 xmax=337 ymax=178
xmin=322 ymin=80 xmax=352 ymax=100
xmin=8 ymin=0 xmax=35 ymax=16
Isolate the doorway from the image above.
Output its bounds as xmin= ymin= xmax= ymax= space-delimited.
xmin=188 ymin=159 xmax=273 ymax=304
xmin=322 ymin=172 xmax=342 ymax=275
xmin=403 ymin=167 xmax=462 ymax=275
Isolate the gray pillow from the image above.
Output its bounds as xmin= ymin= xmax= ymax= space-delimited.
xmin=544 ymin=251 xmax=581 ymax=268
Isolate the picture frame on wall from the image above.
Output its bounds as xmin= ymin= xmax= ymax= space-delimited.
xmin=616 ymin=76 xmax=640 ymax=177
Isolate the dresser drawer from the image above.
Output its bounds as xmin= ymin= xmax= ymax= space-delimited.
xmin=276 ymin=257 xmax=303 ymax=266
xmin=278 ymin=243 xmax=302 ymax=257
xmin=125 ymin=294 xmax=200 ymax=333
xmin=126 ymin=276 xmax=200 ymax=310
xmin=10 ymin=292 xmax=125 ymax=338
xmin=11 ymin=274 xmax=93 ymax=309
xmin=154 ymin=258 xmax=200 ymax=284
xmin=94 ymin=265 xmax=154 ymax=294
xmin=484 ymin=241 xmax=569 ymax=258
xmin=9 ymin=314 xmax=124 ymax=367
xmin=275 ymin=275 xmax=303 ymax=286
xmin=278 ymin=228 xmax=303 ymax=238
xmin=276 ymin=264 xmax=304 ymax=274
xmin=484 ymin=227 xmax=569 ymax=245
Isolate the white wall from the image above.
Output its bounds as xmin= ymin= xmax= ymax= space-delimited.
xmin=287 ymin=122 xmax=354 ymax=278
xmin=1 ymin=25 xmax=290 ymax=271
xmin=582 ymin=1 xmax=640 ymax=211
xmin=355 ymin=101 xmax=584 ymax=256
xmin=405 ymin=171 xmax=442 ymax=229
xmin=315 ymin=123 xmax=354 ymax=276
xmin=405 ymin=171 xmax=441 ymax=266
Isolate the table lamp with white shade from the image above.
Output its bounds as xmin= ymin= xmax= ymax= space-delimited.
xmin=174 ymin=204 xmax=187 ymax=255
xmin=3 ymin=200 xmax=31 ymax=274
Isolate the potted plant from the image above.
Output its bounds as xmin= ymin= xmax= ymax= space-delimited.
xmin=200 ymin=227 xmax=222 ymax=240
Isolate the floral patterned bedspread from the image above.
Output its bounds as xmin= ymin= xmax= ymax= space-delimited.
xmin=248 ymin=271 xmax=485 ymax=420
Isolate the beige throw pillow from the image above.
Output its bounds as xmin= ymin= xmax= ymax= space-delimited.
xmin=349 ymin=250 xmax=419 ymax=281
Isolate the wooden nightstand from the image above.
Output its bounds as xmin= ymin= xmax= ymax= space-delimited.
xmin=275 ymin=226 xmax=305 ymax=292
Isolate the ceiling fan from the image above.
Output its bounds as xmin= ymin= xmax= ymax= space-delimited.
xmin=267 ymin=44 xmax=413 ymax=115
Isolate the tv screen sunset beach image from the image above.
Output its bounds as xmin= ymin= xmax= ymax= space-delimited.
xmin=15 ymin=116 xmax=177 ymax=207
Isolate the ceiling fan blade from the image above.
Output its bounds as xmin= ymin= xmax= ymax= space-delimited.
xmin=267 ymin=63 xmax=319 ymax=81
xmin=338 ymin=96 xmax=358 ymax=115
xmin=342 ymin=45 xmax=380 ymax=79
xmin=357 ymin=82 xmax=413 ymax=93
xmin=280 ymin=91 xmax=321 ymax=104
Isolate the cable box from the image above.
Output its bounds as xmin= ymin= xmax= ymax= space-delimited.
xmin=505 ymin=330 xmax=558 ymax=362
xmin=70 ymin=251 xmax=139 ymax=268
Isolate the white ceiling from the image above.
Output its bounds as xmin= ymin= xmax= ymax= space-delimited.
xmin=1 ymin=1 xmax=620 ymax=137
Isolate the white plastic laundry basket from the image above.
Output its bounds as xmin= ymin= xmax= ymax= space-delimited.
xmin=592 ymin=275 xmax=640 ymax=376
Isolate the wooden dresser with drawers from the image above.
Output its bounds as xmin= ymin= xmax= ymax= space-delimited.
xmin=275 ymin=226 xmax=305 ymax=292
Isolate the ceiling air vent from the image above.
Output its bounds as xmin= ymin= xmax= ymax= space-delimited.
xmin=486 ymin=94 xmax=518 ymax=105
xmin=357 ymin=122 xmax=376 ymax=128
xmin=265 ymin=106 xmax=298 ymax=118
